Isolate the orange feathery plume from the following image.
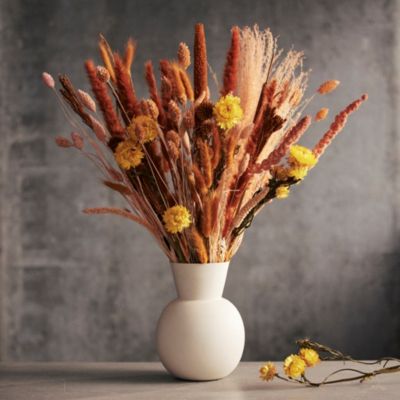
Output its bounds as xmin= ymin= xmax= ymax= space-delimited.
xmin=145 ymin=61 xmax=166 ymax=126
xmin=179 ymin=69 xmax=194 ymax=101
xmin=221 ymin=26 xmax=240 ymax=96
xmin=114 ymin=53 xmax=140 ymax=119
xmin=98 ymin=35 xmax=116 ymax=83
xmin=85 ymin=59 xmax=124 ymax=137
xmin=189 ymin=228 xmax=208 ymax=263
xmin=194 ymin=23 xmax=208 ymax=99
xmin=200 ymin=196 xmax=212 ymax=238
xmin=124 ymin=38 xmax=136 ymax=73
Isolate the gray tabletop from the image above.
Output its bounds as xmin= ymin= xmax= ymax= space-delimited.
xmin=0 ymin=362 xmax=399 ymax=399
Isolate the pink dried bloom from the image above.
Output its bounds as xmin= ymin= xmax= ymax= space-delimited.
xmin=42 ymin=72 xmax=55 ymax=88
xmin=78 ymin=89 xmax=96 ymax=112
xmin=90 ymin=115 xmax=108 ymax=143
xmin=55 ymin=136 xmax=73 ymax=148
xmin=70 ymin=132 xmax=84 ymax=149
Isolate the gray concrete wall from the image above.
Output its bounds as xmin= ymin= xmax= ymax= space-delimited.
xmin=0 ymin=0 xmax=399 ymax=361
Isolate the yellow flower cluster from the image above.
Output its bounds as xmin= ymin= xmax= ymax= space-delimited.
xmin=260 ymin=348 xmax=320 ymax=382
xmin=213 ymin=94 xmax=243 ymax=130
xmin=127 ymin=115 xmax=159 ymax=144
xmin=272 ymin=145 xmax=318 ymax=190
xmin=284 ymin=348 xmax=320 ymax=378
xmin=163 ymin=205 xmax=192 ymax=234
xmin=114 ymin=115 xmax=160 ymax=170
xmin=114 ymin=139 xmax=144 ymax=170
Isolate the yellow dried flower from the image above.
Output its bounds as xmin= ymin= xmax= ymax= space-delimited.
xmin=213 ymin=93 xmax=243 ymax=130
xmin=163 ymin=205 xmax=191 ymax=234
xmin=114 ymin=139 xmax=144 ymax=170
xmin=299 ymin=348 xmax=320 ymax=367
xmin=289 ymin=145 xmax=317 ymax=168
xmin=288 ymin=166 xmax=308 ymax=180
xmin=127 ymin=115 xmax=159 ymax=143
xmin=283 ymin=354 xmax=306 ymax=378
xmin=276 ymin=185 xmax=290 ymax=199
xmin=259 ymin=362 xmax=276 ymax=381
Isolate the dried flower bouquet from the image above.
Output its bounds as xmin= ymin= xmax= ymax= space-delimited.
xmin=43 ymin=24 xmax=367 ymax=263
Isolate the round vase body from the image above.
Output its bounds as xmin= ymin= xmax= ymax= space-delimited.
xmin=156 ymin=262 xmax=245 ymax=381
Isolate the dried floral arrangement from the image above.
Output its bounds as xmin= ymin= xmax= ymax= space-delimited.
xmin=42 ymin=23 xmax=367 ymax=263
xmin=259 ymin=338 xmax=400 ymax=386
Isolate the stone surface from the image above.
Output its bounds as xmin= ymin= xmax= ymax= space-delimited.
xmin=0 ymin=362 xmax=399 ymax=400
xmin=0 ymin=0 xmax=399 ymax=361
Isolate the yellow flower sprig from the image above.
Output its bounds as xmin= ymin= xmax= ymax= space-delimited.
xmin=259 ymin=338 xmax=400 ymax=387
xmin=271 ymin=144 xmax=318 ymax=201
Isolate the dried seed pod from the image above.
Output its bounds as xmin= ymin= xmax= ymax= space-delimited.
xmin=167 ymin=140 xmax=180 ymax=160
xmin=78 ymin=89 xmax=96 ymax=112
xmin=315 ymin=107 xmax=329 ymax=121
xmin=177 ymin=42 xmax=191 ymax=69
xmin=145 ymin=99 xmax=159 ymax=120
xmin=42 ymin=72 xmax=55 ymax=88
xmin=70 ymin=131 xmax=84 ymax=149
xmin=55 ymin=136 xmax=73 ymax=148
xmin=317 ymin=80 xmax=340 ymax=95
xmin=90 ymin=115 xmax=108 ymax=143
xmin=168 ymin=100 xmax=182 ymax=125
xmin=96 ymin=66 xmax=110 ymax=83
xmin=166 ymin=130 xmax=181 ymax=147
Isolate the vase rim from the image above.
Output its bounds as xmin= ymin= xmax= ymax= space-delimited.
xmin=170 ymin=261 xmax=229 ymax=299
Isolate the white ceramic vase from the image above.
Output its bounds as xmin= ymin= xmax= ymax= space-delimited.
xmin=156 ymin=262 xmax=245 ymax=381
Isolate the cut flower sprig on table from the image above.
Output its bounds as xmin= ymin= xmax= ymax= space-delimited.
xmin=42 ymin=23 xmax=367 ymax=263
xmin=259 ymin=339 xmax=400 ymax=386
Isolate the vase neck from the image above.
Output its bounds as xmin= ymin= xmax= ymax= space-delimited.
xmin=170 ymin=262 xmax=229 ymax=300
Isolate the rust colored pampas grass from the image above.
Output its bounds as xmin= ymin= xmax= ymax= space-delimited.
xmin=43 ymin=23 xmax=367 ymax=263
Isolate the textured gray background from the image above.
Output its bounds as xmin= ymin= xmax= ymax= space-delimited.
xmin=0 ymin=0 xmax=399 ymax=362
